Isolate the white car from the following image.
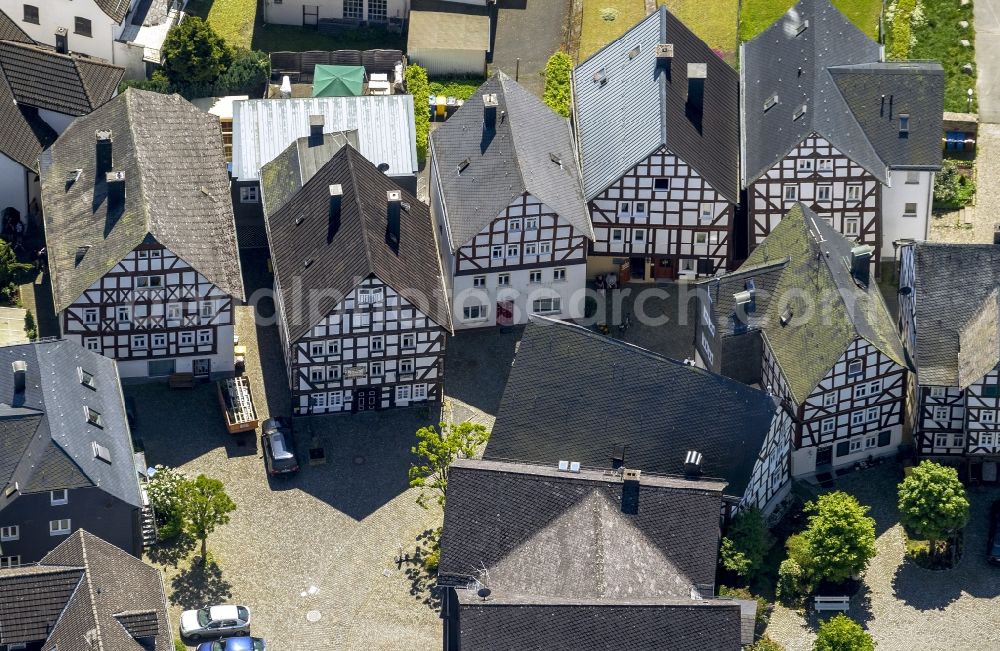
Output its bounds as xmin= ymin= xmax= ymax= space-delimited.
xmin=180 ymin=605 xmax=251 ymax=640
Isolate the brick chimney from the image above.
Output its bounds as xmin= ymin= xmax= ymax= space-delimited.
xmin=482 ymin=93 xmax=498 ymax=132
xmin=96 ymin=130 xmax=113 ymax=178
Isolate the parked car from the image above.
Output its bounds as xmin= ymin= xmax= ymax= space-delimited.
xmin=196 ymin=636 xmax=266 ymax=651
xmin=262 ymin=417 xmax=299 ymax=476
xmin=988 ymin=500 xmax=1000 ymax=566
xmin=180 ymin=605 xmax=251 ymax=641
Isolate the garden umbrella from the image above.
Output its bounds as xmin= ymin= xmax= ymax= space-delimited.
xmin=312 ymin=65 xmax=366 ymax=97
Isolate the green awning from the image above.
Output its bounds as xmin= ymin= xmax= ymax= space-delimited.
xmin=312 ymin=65 xmax=366 ymax=97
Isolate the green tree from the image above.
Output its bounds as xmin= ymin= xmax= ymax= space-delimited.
xmin=776 ymin=558 xmax=805 ymax=604
xmin=542 ymin=51 xmax=573 ymax=118
xmin=801 ymin=492 xmax=876 ymax=584
xmin=813 ymin=614 xmax=875 ymax=651
xmin=748 ymin=636 xmax=786 ymax=651
xmin=161 ymin=17 xmax=233 ymax=87
xmin=406 ymin=64 xmax=430 ymax=164
xmin=217 ymin=49 xmax=270 ymax=95
xmin=720 ymin=507 xmax=771 ymax=581
xmin=0 ymin=238 xmax=33 ymax=301
xmin=180 ymin=474 xmax=236 ymax=561
xmin=933 ymin=160 xmax=976 ymax=209
xmin=409 ymin=421 xmax=489 ymax=509
xmin=898 ymin=460 xmax=970 ymax=559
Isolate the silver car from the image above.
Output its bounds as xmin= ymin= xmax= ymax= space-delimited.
xmin=180 ymin=605 xmax=251 ymax=641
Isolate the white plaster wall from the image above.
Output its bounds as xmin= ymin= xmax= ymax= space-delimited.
xmin=109 ymin=324 xmax=236 ymax=378
xmin=0 ymin=0 xmax=120 ymax=61
xmin=262 ymin=0 xmax=409 ymax=26
xmin=791 ymin=423 xmax=901 ymax=476
xmin=0 ymin=155 xmax=27 ymax=217
xmin=451 ymin=264 xmax=587 ymax=329
xmin=882 ymin=169 xmax=933 ymax=257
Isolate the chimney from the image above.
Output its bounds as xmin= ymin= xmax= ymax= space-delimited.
xmin=328 ymin=184 xmax=342 ymax=241
xmin=106 ymin=171 xmax=126 ymax=214
xmin=482 ymin=93 xmax=498 ymax=131
xmin=12 ymin=360 xmax=26 ymax=394
xmin=687 ymin=63 xmax=707 ymax=126
xmin=309 ymin=114 xmax=324 ymax=142
xmin=386 ymin=189 xmax=401 ymax=252
xmin=55 ymin=27 xmax=68 ymax=55
xmin=993 ymin=224 xmax=1000 ymax=246
xmin=621 ymin=468 xmax=641 ymax=515
xmin=684 ymin=450 xmax=703 ymax=479
xmin=849 ymin=244 xmax=874 ymax=287
xmin=96 ymin=130 xmax=113 ymax=178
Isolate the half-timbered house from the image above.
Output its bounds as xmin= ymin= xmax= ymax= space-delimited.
xmin=485 ymin=317 xmax=794 ymax=514
xmin=572 ymin=6 xmax=740 ymax=281
xmin=40 ymin=89 xmax=245 ymax=379
xmin=741 ymin=0 xmax=944 ymax=268
xmin=695 ymin=204 xmax=909 ymax=478
xmin=897 ymin=239 xmax=1000 ymax=478
xmin=265 ymin=143 xmax=451 ymax=414
xmin=429 ymin=72 xmax=593 ymax=329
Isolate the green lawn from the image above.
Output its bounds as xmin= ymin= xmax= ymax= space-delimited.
xmin=579 ymin=1 xmax=648 ymax=61
xmin=907 ymin=0 xmax=976 ymax=112
xmin=428 ymin=77 xmax=486 ymax=101
xmin=660 ymin=0 xmax=738 ymax=65
xmin=740 ymin=0 xmax=881 ymax=42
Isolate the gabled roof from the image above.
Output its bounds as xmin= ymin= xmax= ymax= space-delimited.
xmin=0 ymin=40 xmax=124 ymax=116
xmin=572 ymin=6 xmax=740 ymax=202
xmin=0 ymin=530 xmax=172 ymax=649
xmin=260 ymin=130 xmax=358 ymax=217
xmin=0 ymin=340 xmax=140 ymax=510
xmin=40 ymin=89 xmax=244 ymax=312
xmin=484 ymin=318 xmax=779 ymax=496
xmin=232 ymin=95 xmax=418 ymax=181
xmin=0 ymin=9 xmax=31 ymax=43
xmin=741 ymin=0 xmax=943 ymax=186
xmin=726 ymin=204 xmax=906 ymax=403
xmin=266 ymin=145 xmax=452 ymax=343
xmin=430 ymin=72 xmax=591 ymax=249
xmin=97 ymin=0 xmax=133 ymax=24
xmin=907 ymin=243 xmax=1000 ymax=387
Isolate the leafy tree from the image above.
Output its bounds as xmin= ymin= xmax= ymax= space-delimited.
xmin=147 ymin=465 xmax=189 ymax=518
xmin=933 ymin=159 xmax=976 ymax=209
xmin=720 ymin=507 xmax=771 ymax=581
xmin=813 ymin=614 xmax=875 ymax=651
xmin=898 ymin=460 xmax=970 ymax=558
xmin=23 ymin=310 xmax=36 ymax=340
xmin=119 ymin=70 xmax=170 ymax=95
xmin=542 ymin=51 xmax=573 ymax=118
xmin=409 ymin=421 xmax=489 ymax=509
xmin=801 ymin=492 xmax=876 ymax=584
xmin=718 ymin=585 xmax=769 ymax=629
xmin=180 ymin=474 xmax=236 ymax=561
xmin=406 ymin=64 xmax=430 ymax=164
xmin=161 ymin=17 xmax=233 ymax=87
xmin=217 ymin=49 xmax=270 ymax=96
xmin=0 ymin=238 xmax=33 ymax=300
xmin=748 ymin=636 xmax=786 ymax=651
xmin=776 ymin=558 xmax=805 ymax=604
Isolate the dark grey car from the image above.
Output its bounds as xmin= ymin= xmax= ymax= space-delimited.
xmin=262 ymin=417 xmax=299 ymax=476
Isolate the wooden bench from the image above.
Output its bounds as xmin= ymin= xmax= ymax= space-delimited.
xmin=168 ymin=372 xmax=195 ymax=389
xmin=813 ymin=596 xmax=850 ymax=613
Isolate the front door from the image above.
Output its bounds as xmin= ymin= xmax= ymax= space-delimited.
xmin=193 ymin=358 xmax=211 ymax=377
xmin=654 ymin=256 xmax=675 ymax=279
xmin=630 ymin=257 xmax=646 ymax=280
xmin=816 ymin=445 xmax=833 ymax=467
xmin=353 ymin=388 xmax=379 ymax=412
xmin=497 ymin=301 xmax=514 ymax=326
xmin=303 ymin=5 xmax=319 ymax=26
xmin=618 ymin=259 xmax=631 ymax=286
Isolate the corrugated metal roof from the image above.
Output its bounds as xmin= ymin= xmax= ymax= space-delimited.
xmin=232 ymin=95 xmax=418 ymax=181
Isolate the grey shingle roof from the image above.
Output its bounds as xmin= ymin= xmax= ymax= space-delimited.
xmin=483 ymin=318 xmax=779 ymax=496
xmin=96 ymin=0 xmax=133 ymax=23
xmin=266 ymin=145 xmax=452 ymax=343
xmin=0 ymin=9 xmax=31 ymax=43
xmin=908 ymin=243 xmax=1000 ymax=387
xmin=957 ymin=289 xmax=999 ymax=390
xmin=0 ymin=40 xmax=124 ymax=116
xmin=741 ymin=0 xmax=943 ymax=186
xmin=0 ymin=565 xmax=84 ymax=644
xmin=572 ymin=6 xmax=740 ymax=203
xmin=40 ymin=89 xmax=245 ymax=312
xmin=260 ymin=130 xmax=359 ymax=218
xmin=0 ymin=339 xmax=141 ymax=510
xmin=430 ymin=72 xmax=592 ymax=250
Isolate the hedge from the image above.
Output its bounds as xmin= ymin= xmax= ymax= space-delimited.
xmin=406 ymin=64 xmax=431 ymax=165
xmin=888 ymin=0 xmax=918 ymax=60
xmin=542 ymin=51 xmax=573 ymax=118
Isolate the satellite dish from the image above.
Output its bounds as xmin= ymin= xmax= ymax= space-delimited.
xmin=477 ymin=587 xmax=491 ymax=600
xmin=377 ymin=163 xmax=390 ymax=173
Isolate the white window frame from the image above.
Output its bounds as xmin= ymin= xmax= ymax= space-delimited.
xmin=847 ymin=184 xmax=862 ymax=202
xmin=553 ymin=268 xmax=566 ymax=282
xmin=310 ymin=367 xmax=325 ymax=382
xmin=197 ymin=330 xmax=212 ymax=345
xmin=180 ymin=331 xmax=194 ymax=346
xmin=131 ymin=334 xmax=147 ymax=350
xmin=508 ymin=218 xmax=522 ymax=232
xmin=903 ymin=202 xmax=918 ymax=218
xmin=818 ymin=159 xmax=833 ymax=171
xmin=329 ymin=392 xmax=342 ymax=408
xmin=473 ymin=275 xmax=486 ymax=288
xmin=851 ymin=411 xmax=866 ymax=426
xmin=327 ymin=365 xmax=341 ymax=380
xmin=617 ymin=202 xmax=632 ymax=217
xmin=821 ymin=418 xmax=836 ymax=434
xmin=699 ymin=204 xmax=713 ymax=222
xmin=401 ymin=334 xmax=415 ymax=349
xmin=866 ymin=406 xmax=880 ymax=423
xmin=611 ymin=228 xmax=624 ymax=242
xmin=506 ymin=244 xmax=520 ymax=258
xmin=848 ymin=360 xmax=863 ymax=376
xmin=539 ymin=241 xmax=552 ymax=255
xmin=865 ymin=435 xmax=877 ymax=449
xmin=981 ymin=410 xmax=997 ymax=424
xmin=844 ymin=217 xmax=860 ymax=237
xmin=491 ymin=245 xmax=503 ymax=260
xmin=933 ymin=406 xmax=950 ymax=421
xmin=524 ymin=243 xmax=538 ymax=257
xmin=399 ymin=358 xmax=414 ymax=374
xmin=327 ymin=340 xmax=340 ymax=355
xmin=166 ymin=303 xmax=182 ymax=321
xmin=152 ymin=333 xmax=166 ymax=349
xmin=633 ymin=230 xmax=645 ymax=243
xmin=0 ymin=555 xmax=19 ymax=568
xmin=49 ymin=519 xmax=71 ymax=536
xmin=311 ymin=393 xmax=327 ymax=408
xmin=981 ymin=432 xmax=996 ymax=447
xmin=783 ymin=185 xmax=798 ymax=201
xmin=935 ymin=433 xmax=949 ymax=447
xmin=868 ymin=380 xmax=881 ymax=395
xmin=84 ymin=308 xmax=98 ymax=324
xmin=396 ymin=385 xmax=412 ymax=401
xmin=310 ymin=342 xmax=324 ymax=356
xmin=463 ymin=304 xmax=487 ymax=321
xmin=136 ymin=275 xmax=163 ymax=290
xmin=85 ymin=337 xmax=100 ymax=352
xmin=853 ymin=384 xmax=868 ymax=399
xmin=634 ymin=202 xmax=647 ymax=217
xmin=413 ymin=383 xmax=427 ymax=399
xmin=370 ymin=336 xmax=384 ymax=352
xmin=370 ymin=361 xmax=383 ymax=377
xmin=50 ymin=489 xmax=68 ymax=506
xmin=239 ymin=185 xmax=259 ymax=204
xmin=498 ymin=273 xmax=511 ymax=286
xmin=0 ymin=525 xmax=18 ymax=541
xmin=529 ymin=271 xmax=542 ymax=284
xmin=952 ymin=433 xmax=965 ymax=448
xmin=929 ymin=387 xmax=946 ymax=398
xmin=200 ymin=301 xmax=214 ymax=319
xmin=531 ymin=297 xmax=561 ymax=314
xmin=817 ymin=185 xmax=832 ymax=202
xmin=849 ymin=438 xmax=863 ymax=453
xmin=525 ymin=217 xmax=538 ymax=230
xmin=116 ymin=306 xmax=130 ymax=323
xmin=823 ymin=392 xmax=837 ymax=407
xmin=797 ymin=158 xmax=814 ymax=171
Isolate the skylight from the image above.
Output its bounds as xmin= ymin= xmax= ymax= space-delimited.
xmin=85 ymin=407 xmax=103 ymax=428
xmin=92 ymin=441 xmax=111 ymax=463
xmin=78 ymin=367 xmax=96 ymax=390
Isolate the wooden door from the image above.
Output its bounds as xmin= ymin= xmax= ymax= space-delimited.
xmin=653 ymin=257 xmax=675 ymax=280
xmin=618 ymin=259 xmax=631 ymax=286
xmin=497 ymin=301 xmax=514 ymax=326
xmin=816 ymin=445 xmax=833 ymax=467
xmin=353 ymin=388 xmax=378 ymax=412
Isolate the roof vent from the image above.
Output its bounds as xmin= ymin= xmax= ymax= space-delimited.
xmin=457 ymin=158 xmax=470 ymax=174
xmin=3 ymin=482 xmax=17 ymax=498
xmin=303 ymin=257 xmax=314 ymax=268
xmin=106 ymin=171 xmax=125 ymax=183
xmin=656 ymin=43 xmax=674 ymax=59
xmin=899 ymin=114 xmax=910 ymax=136
xmin=780 ymin=306 xmax=793 ymax=326
xmin=734 ymin=289 xmax=752 ymax=310
xmin=295 ymin=215 xmax=305 ymax=226
xmin=592 ymin=68 xmax=607 ymax=85
xmin=12 ymin=360 xmax=26 ymax=394
xmin=796 ymin=20 xmax=809 ymax=36
xmin=684 ymin=450 xmax=703 ymax=478
xmin=549 ymin=152 xmax=562 ymax=168
xmin=628 ymin=45 xmax=641 ymax=60
xmin=793 ymin=104 xmax=807 ymax=121
xmin=66 ymin=168 xmax=82 ymax=187
xmin=764 ymin=94 xmax=778 ymax=112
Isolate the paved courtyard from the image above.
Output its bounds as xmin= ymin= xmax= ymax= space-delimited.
xmin=766 ymin=464 xmax=1000 ymax=650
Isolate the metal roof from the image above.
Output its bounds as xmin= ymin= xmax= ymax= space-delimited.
xmin=231 ymin=96 xmax=418 ymax=181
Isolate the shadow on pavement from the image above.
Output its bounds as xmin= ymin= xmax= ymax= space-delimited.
xmin=403 ymin=527 xmax=443 ymax=611
xmin=444 ymin=325 xmax=523 ymax=416
xmin=145 ymin=532 xmax=196 ymax=569
xmin=170 ymin=559 xmax=234 ymax=609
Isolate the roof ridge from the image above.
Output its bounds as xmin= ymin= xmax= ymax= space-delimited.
xmin=345 ymin=146 xmax=377 ymax=279
xmin=496 ymin=75 xmax=530 ymax=195
xmin=78 ymin=531 xmax=106 ymax=651
xmin=122 ymin=89 xmax=153 ymax=241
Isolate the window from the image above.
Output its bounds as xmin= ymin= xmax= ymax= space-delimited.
xmin=138 ymin=250 xmax=149 ymax=259
xmin=878 ymin=430 xmax=891 ymax=447
xmin=844 ymin=217 xmax=860 ymax=238
xmin=783 ymin=185 xmax=798 ymax=201
xmin=180 ymin=332 xmax=194 ymax=345
xmin=695 ymin=232 xmax=708 ymax=244
xmin=85 ymin=337 xmax=100 ymax=352
xmin=152 ymin=333 xmax=166 ymax=348
xmin=821 ymin=418 xmax=836 ymax=434
xmin=506 ymin=244 xmax=519 ymax=258
xmin=847 ymin=184 xmax=862 ymax=201
xmin=371 ymin=336 xmax=384 ymax=352
xmin=131 ymin=334 xmax=147 ymax=349
xmin=370 ymin=361 xmax=383 ymax=377
xmin=401 ymin=334 xmax=415 ymax=349
xmin=329 ymin=392 xmax=342 ymax=408
xmin=633 ymin=230 xmax=645 ymax=243
xmin=86 ymin=407 xmax=102 ymax=428
xmin=634 ymin=202 xmax=646 ymax=217
xmin=681 ymin=259 xmax=695 ymax=272
xmin=50 ymin=489 xmax=68 ymax=506
xmin=491 ymin=245 xmax=503 ymax=259
xmin=952 ymin=433 xmax=965 ymax=447
xmin=23 ymin=4 xmax=38 ymax=24
xmin=981 ymin=433 xmax=996 ymax=447
xmin=611 ymin=229 xmax=624 ymax=242
xmin=851 ymin=411 xmax=866 ymax=426
xmin=525 ymin=217 xmax=538 ymax=230
xmin=849 ymin=438 xmax=863 ymax=453
xmin=553 ymin=267 xmax=566 ymax=281
xmin=311 ymin=393 xmax=327 ymax=408
xmin=413 ymin=384 xmax=427 ymax=400
xmin=344 ymin=0 xmax=363 ymax=19
xmin=396 ymin=385 xmax=411 ymax=401
xmin=525 ymin=243 xmax=538 ymax=256
xmin=50 ymin=519 xmax=71 ymax=536
xmin=848 ymin=360 xmax=863 ymax=376
xmin=539 ymin=242 xmax=552 ymax=255
xmin=136 ymin=275 xmax=162 ymax=290
xmin=866 ymin=406 xmax=880 ymax=422
xmin=699 ymin=205 xmax=713 ymax=222
xmin=310 ymin=367 xmax=325 ymax=382
xmin=854 ymin=384 xmax=868 ymax=399
xmin=74 ymin=16 xmax=91 ymax=37
xmin=239 ymin=186 xmax=259 ymax=204
xmin=150 ymin=250 xmax=161 ymax=258
xmin=903 ymin=202 xmax=918 ymax=218
xmin=653 ymin=178 xmax=669 ymax=191
xmin=78 ymin=367 xmax=95 ymax=390
xmin=933 ymin=406 xmax=950 ymax=421
xmin=0 ymin=525 xmax=18 ymax=542
xmin=327 ymin=365 xmax=341 ymax=380
xmin=0 ymin=556 xmax=19 ymax=568
xmin=84 ymin=308 xmax=98 ymax=324
xmin=930 ymin=387 xmax=946 ymax=398
xmin=981 ymin=410 xmax=997 ymax=424
xmin=531 ymin=297 xmax=561 ymax=314
xmin=906 ymin=170 xmax=920 ymax=184
xmin=358 ymin=287 xmax=383 ymax=305
xmin=984 ymin=384 xmax=1000 ymax=398
xmin=508 ymin=218 xmax=522 ymax=232
xmin=399 ymin=358 xmax=414 ymax=374
xmin=899 ymin=114 xmax=909 ymax=134
xmin=865 ymin=435 xmax=877 ymax=449
xmin=197 ymin=301 xmax=213 ymax=320
xmin=463 ymin=304 xmax=487 ymax=321
xmin=117 ymin=306 xmax=131 ymax=323
xmin=823 ymin=392 xmax=837 ymax=407
xmin=498 ymin=273 xmax=510 ymax=286
xmin=935 ymin=433 xmax=949 ymax=447
xmin=817 ymin=185 xmax=832 ymax=201
xmin=818 ymin=159 xmax=833 ymax=171
xmin=797 ymin=159 xmax=814 ymax=171
xmin=310 ymin=342 xmax=324 ymax=356
xmin=166 ymin=303 xmax=182 ymax=321
xmin=327 ymin=340 xmax=340 ymax=355
xmin=197 ymin=330 xmax=212 ymax=345
xmin=836 ymin=441 xmax=850 ymax=458
xmin=473 ymin=276 xmax=486 ymax=288
xmin=868 ymin=380 xmax=881 ymax=395
xmin=529 ymin=271 xmax=542 ymax=283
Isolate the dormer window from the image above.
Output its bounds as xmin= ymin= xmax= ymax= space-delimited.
xmin=78 ymin=367 xmax=96 ymax=390
xmin=763 ymin=95 xmax=778 ymax=112
xmin=85 ymin=407 xmax=103 ymax=428
xmin=899 ymin=114 xmax=910 ymax=136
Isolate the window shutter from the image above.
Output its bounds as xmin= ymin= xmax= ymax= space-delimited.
xmin=877 ymin=430 xmax=891 ymax=447
xmin=836 ymin=441 xmax=850 ymax=457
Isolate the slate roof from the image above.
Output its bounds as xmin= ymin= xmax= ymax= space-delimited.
xmin=0 ymin=339 xmax=140 ymax=510
xmin=0 ymin=9 xmax=31 ymax=43
xmin=232 ymin=95 xmax=418 ymax=181
xmin=907 ymin=243 xmax=1000 ymax=387
xmin=0 ymin=530 xmax=171 ymax=649
xmin=741 ymin=0 xmax=944 ymax=186
xmin=429 ymin=72 xmax=592 ymax=250
xmin=572 ymin=6 xmax=740 ymax=203
xmin=483 ymin=318 xmax=779 ymax=497
xmin=266 ymin=145 xmax=452 ymax=343
xmin=40 ymin=89 xmax=244 ymax=312
xmin=97 ymin=0 xmax=134 ymax=23
xmin=719 ymin=204 xmax=906 ymax=404
xmin=0 ymin=40 xmax=124 ymax=116
xmin=260 ymin=130 xmax=359 ymax=218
